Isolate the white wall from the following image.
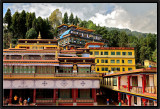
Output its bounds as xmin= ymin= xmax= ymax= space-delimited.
xmin=138 ymin=75 xmax=142 ymax=87
xmin=121 ymin=76 xmax=127 ymax=85
xmin=149 ymin=75 xmax=154 ymax=86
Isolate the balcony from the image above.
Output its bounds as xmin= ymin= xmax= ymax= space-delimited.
xmin=36 ymin=98 xmax=53 ymax=104
xmin=145 ymin=86 xmax=157 ymax=94
xmin=57 ymin=98 xmax=73 ymax=103
xmin=119 ymin=85 xmax=157 ymax=99
xmin=76 ymin=98 xmax=94 ymax=103
xmin=3 ymin=72 xmax=99 ymax=78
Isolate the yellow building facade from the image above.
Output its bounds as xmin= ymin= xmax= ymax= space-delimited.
xmin=89 ymin=47 xmax=136 ymax=74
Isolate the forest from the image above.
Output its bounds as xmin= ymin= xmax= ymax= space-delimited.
xmin=3 ymin=8 xmax=157 ymax=64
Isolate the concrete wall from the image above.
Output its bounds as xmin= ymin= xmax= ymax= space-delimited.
xmin=121 ymin=76 xmax=127 ymax=85
xmin=138 ymin=75 xmax=142 ymax=87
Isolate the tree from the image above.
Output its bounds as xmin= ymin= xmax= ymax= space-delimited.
xmin=74 ymin=16 xmax=79 ymax=25
xmin=152 ymin=49 xmax=157 ymax=62
xmin=118 ymin=31 xmax=128 ymax=47
xmin=19 ymin=10 xmax=27 ymax=38
xmin=62 ymin=12 xmax=68 ymax=24
xmin=11 ymin=11 xmax=20 ymax=39
xmin=69 ymin=13 xmax=74 ymax=24
xmin=49 ymin=9 xmax=62 ymax=28
xmin=26 ymin=28 xmax=38 ymax=39
xmin=4 ymin=8 xmax=12 ymax=30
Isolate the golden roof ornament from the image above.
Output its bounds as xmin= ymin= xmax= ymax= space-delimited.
xmin=38 ymin=31 xmax=41 ymax=39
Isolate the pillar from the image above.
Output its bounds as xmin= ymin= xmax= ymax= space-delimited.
xmin=21 ymin=55 xmax=23 ymax=60
xmin=33 ymin=89 xmax=36 ymax=103
xmin=72 ymin=89 xmax=76 ymax=103
xmin=127 ymin=76 xmax=131 ymax=91
xmin=142 ymin=74 xmax=146 ymax=93
xmin=92 ymin=89 xmax=97 ymax=102
xmin=127 ymin=95 xmax=131 ymax=106
xmin=53 ymin=89 xmax=56 ymax=103
xmin=9 ymin=89 xmax=12 ymax=104
xmin=118 ymin=76 xmax=121 ymax=90
xmin=118 ymin=92 xmax=121 ymax=102
xmin=4 ymin=55 xmax=6 ymax=60
xmin=142 ymin=98 xmax=147 ymax=106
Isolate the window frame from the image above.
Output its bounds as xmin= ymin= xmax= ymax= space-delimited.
xmin=104 ymin=52 xmax=108 ymax=55
xmin=111 ymin=52 xmax=115 ymax=55
xmin=122 ymin=52 xmax=126 ymax=55
xmin=111 ymin=60 xmax=115 ymax=63
xmin=116 ymin=52 xmax=121 ymax=55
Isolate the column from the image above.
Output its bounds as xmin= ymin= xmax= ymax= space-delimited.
xmin=127 ymin=76 xmax=131 ymax=91
xmin=4 ymin=55 xmax=6 ymax=60
xmin=92 ymin=89 xmax=97 ymax=102
xmin=72 ymin=89 xmax=77 ymax=106
xmin=118 ymin=76 xmax=121 ymax=90
xmin=142 ymin=74 xmax=146 ymax=93
xmin=142 ymin=98 xmax=147 ymax=106
xmin=53 ymin=89 xmax=56 ymax=103
xmin=21 ymin=55 xmax=24 ymax=60
xmin=33 ymin=89 xmax=36 ymax=103
xmin=118 ymin=92 xmax=121 ymax=102
xmin=9 ymin=89 xmax=12 ymax=104
xmin=127 ymin=95 xmax=131 ymax=106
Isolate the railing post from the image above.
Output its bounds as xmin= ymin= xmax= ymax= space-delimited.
xmin=9 ymin=89 xmax=12 ymax=104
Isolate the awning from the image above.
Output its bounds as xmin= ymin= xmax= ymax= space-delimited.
xmin=77 ymin=64 xmax=91 ymax=67
xmin=59 ymin=64 xmax=73 ymax=67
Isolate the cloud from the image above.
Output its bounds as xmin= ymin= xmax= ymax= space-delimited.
xmin=90 ymin=3 xmax=157 ymax=33
xmin=3 ymin=3 xmax=157 ymax=33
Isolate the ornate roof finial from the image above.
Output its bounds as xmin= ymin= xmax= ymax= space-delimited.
xmin=38 ymin=31 xmax=41 ymax=39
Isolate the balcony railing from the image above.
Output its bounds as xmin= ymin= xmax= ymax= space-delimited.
xmin=57 ymin=98 xmax=73 ymax=103
xmin=130 ymin=86 xmax=143 ymax=93
xmin=3 ymin=72 xmax=99 ymax=77
xmin=76 ymin=98 xmax=94 ymax=103
xmin=36 ymin=98 xmax=53 ymax=103
xmin=145 ymin=86 xmax=157 ymax=94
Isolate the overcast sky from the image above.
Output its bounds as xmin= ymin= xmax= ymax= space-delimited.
xmin=3 ymin=3 xmax=157 ymax=34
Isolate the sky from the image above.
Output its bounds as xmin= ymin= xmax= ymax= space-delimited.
xmin=3 ymin=3 xmax=157 ymax=34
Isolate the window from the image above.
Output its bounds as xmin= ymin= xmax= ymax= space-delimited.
xmin=97 ymin=67 xmax=99 ymax=71
xmin=111 ymin=60 xmax=115 ymax=63
xmin=104 ymin=52 xmax=108 ymax=55
xmin=122 ymin=52 xmax=126 ymax=55
xmin=128 ymin=52 xmax=132 ymax=55
xmin=123 ymin=68 xmax=125 ymax=71
xmin=101 ymin=52 xmax=103 ymax=55
xmin=122 ymin=60 xmax=125 ymax=63
xmin=128 ymin=60 xmax=132 ymax=64
xmin=109 ymin=78 xmax=111 ymax=86
xmin=111 ymin=68 xmax=115 ymax=71
xmin=105 ymin=60 xmax=108 ymax=63
xmin=116 ymin=60 xmax=120 ymax=63
xmin=101 ymin=59 xmax=104 ymax=63
xmin=128 ymin=68 xmax=132 ymax=71
xmin=95 ymin=52 xmax=99 ymax=55
xmin=134 ymin=96 xmax=137 ymax=104
xmin=90 ymin=52 xmax=93 ymax=55
xmin=113 ymin=77 xmax=117 ymax=86
xmin=97 ymin=59 xmax=99 ymax=63
xmin=111 ymin=52 xmax=115 ymax=55
xmin=132 ymin=76 xmax=138 ymax=86
xmin=102 ymin=67 xmax=104 ymax=71
xmin=117 ymin=68 xmax=120 ymax=71
xmin=105 ymin=68 xmax=108 ymax=71
xmin=116 ymin=52 xmax=121 ymax=55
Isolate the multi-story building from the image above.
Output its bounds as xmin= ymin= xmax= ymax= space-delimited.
xmin=87 ymin=42 xmax=136 ymax=76
xmin=3 ymin=35 xmax=100 ymax=106
xmin=101 ymin=67 xmax=157 ymax=106
xmin=144 ymin=60 xmax=157 ymax=68
xmin=57 ymin=24 xmax=107 ymax=50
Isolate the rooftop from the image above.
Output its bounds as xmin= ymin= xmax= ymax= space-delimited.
xmin=89 ymin=47 xmax=134 ymax=50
